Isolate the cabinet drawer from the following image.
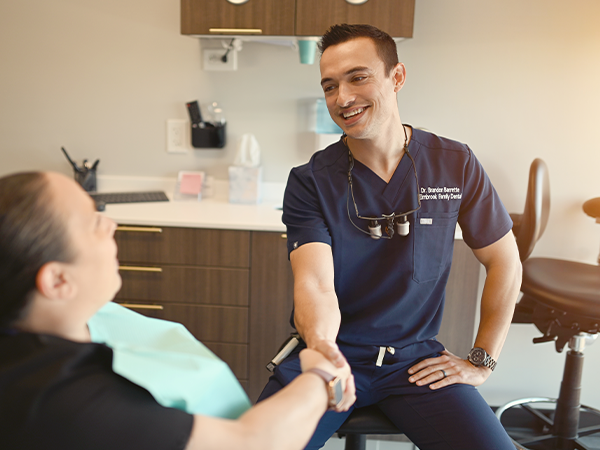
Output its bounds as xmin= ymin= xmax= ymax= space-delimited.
xmin=115 ymin=226 xmax=251 ymax=268
xmin=116 ymin=265 xmax=249 ymax=306
xmin=120 ymin=302 xmax=249 ymax=344
xmin=181 ymin=0 xmax=295 ymax=36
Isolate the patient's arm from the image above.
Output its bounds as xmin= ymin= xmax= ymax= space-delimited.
xmin=185 ymin=349 xmax=355 ymax=450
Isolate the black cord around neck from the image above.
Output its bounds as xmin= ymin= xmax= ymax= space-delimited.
xmin=343 ymin=125 xmax=421 ymax=239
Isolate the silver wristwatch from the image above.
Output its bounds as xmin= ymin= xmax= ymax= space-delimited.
xmin=467 ymin=347 xmax=497 ymax=371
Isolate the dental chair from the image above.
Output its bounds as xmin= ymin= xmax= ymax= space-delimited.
xmin=496 ymin=158 xmax=600 ymax=450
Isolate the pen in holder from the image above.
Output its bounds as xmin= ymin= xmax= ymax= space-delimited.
xmin=61 ymin=147 xmax=99 ymax=192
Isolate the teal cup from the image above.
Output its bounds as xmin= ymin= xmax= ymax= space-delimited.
xmin=298 ymin=40 xmax=316 ymax=64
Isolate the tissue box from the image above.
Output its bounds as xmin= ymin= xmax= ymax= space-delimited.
xmin=228 ymin=166 xmax=262 ymax=204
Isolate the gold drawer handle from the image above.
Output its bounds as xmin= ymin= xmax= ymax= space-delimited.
xmin=209 ymin=28 xmax=262 ymax=34
xmin=281 ymin=234 xmax=287 ymax=239
xmin=119 ymin=266 xmax=163 ymax=273
xmin=116 ymin=226 xmax=163 ymax=233
xmin=118 ymin=303 xmax=164 ymax=311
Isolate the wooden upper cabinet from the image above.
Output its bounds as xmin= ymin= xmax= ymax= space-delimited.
xmin=181 ymin=0 xmax=296 ymax=36
xmin=295 ymin=0 xmax=415 ymax=38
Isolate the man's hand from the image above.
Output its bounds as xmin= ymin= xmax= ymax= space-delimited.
xmin=407 ymin=349 xmax=492 ymax=390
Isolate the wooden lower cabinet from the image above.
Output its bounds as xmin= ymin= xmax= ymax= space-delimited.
xmin=114 ymin=226 xmax=293 ymax=403
xmin=114 ymin=225 xmax=480 ymax=405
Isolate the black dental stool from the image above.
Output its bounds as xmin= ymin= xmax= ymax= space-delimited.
xmin=336 ymin=405 xmax=407 ymax=450
xmin=497 ymin=160 xmax=600 ymax=450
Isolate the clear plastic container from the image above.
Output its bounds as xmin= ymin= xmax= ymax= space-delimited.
xmin=315 ymin=98 xmax=342 ymax=134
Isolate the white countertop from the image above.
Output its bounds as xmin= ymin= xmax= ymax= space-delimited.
xmin=104 ymin=199 xmax=286 ymax=232
xmin=98 ymin=175 xmax=286 ymax=232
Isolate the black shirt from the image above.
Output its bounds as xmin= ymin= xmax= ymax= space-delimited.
xmin=0 ymin=332 xmax=193 ymax=450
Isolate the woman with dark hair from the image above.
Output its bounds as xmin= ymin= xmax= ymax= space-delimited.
xmin=0 ymin=171 xmax=355 ymax=450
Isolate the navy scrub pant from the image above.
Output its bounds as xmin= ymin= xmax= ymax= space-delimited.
xmin=257 ymin=340 xmax=515 ymax=450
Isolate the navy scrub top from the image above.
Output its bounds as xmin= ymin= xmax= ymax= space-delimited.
xmin=282 ymin=127 xmax=513 ymax=350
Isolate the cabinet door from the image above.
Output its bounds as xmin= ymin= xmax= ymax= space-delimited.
xmin=181 ymin=0 xmax=296 ymax=36
xmin=248 ymin=232 xmax=295 ymax=402
xmin=295 ymin=0 xmax=415 ymax=38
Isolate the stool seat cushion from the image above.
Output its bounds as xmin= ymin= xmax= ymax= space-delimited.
xmin=583 ymin=197 xmax=600 ymax=219
xmin=337 ymin=405 xmax=402 ymax=435
xmin=522 ymin=258 xmax=600 ymax=319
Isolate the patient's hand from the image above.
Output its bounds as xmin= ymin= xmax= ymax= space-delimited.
xmin=299 ymin=348 xmax=356 ymax=412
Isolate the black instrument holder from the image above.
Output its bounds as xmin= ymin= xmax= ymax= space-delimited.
xmin=61 ymin=147 xmax=98 ymax=192
xmin=191 ymin=123 xmax=226 ymax=149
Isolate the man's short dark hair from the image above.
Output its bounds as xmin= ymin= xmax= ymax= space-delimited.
xmin=318 ymin=23 xmax=399 ymax=75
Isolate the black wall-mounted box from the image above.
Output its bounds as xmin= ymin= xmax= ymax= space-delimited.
xmin=191 ymin=123 xmax=226 ymax=149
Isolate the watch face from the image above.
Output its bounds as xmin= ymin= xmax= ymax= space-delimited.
xmin=469 ymin=348 xmax=486 ymax=365
xmin=332 ymin=378 xmax=344 ymax=408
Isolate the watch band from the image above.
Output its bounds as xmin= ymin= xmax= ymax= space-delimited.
xmin=305 ymin=368 xmax=342 ymax=409
xmin=480 ymin=353 xmax=497 ymax=371
xmin=305 ymin=368 xmax=335 ymax=383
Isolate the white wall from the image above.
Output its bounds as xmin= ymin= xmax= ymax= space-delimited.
xmin=1 ymin=0 xmax=599 ymax=407
xmin=398 ymin=1 xmax=600 ymax=408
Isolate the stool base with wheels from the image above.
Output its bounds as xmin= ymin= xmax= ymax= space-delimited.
xmin=496 ymin=398 xmax=600 ymax=450
xmin=496 ymin=332 xmax=600 ymax=450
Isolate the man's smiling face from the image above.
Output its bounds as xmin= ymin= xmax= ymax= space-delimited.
xmin=320 ymin=37 xmax=403 ymax=141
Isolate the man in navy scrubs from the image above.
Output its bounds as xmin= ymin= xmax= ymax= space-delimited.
xmin=259 ymin=24 xmax=522 ymax=449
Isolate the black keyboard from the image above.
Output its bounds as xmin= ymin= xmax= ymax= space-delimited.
xmin=90 ymin=191 xmax=169 ymax=204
